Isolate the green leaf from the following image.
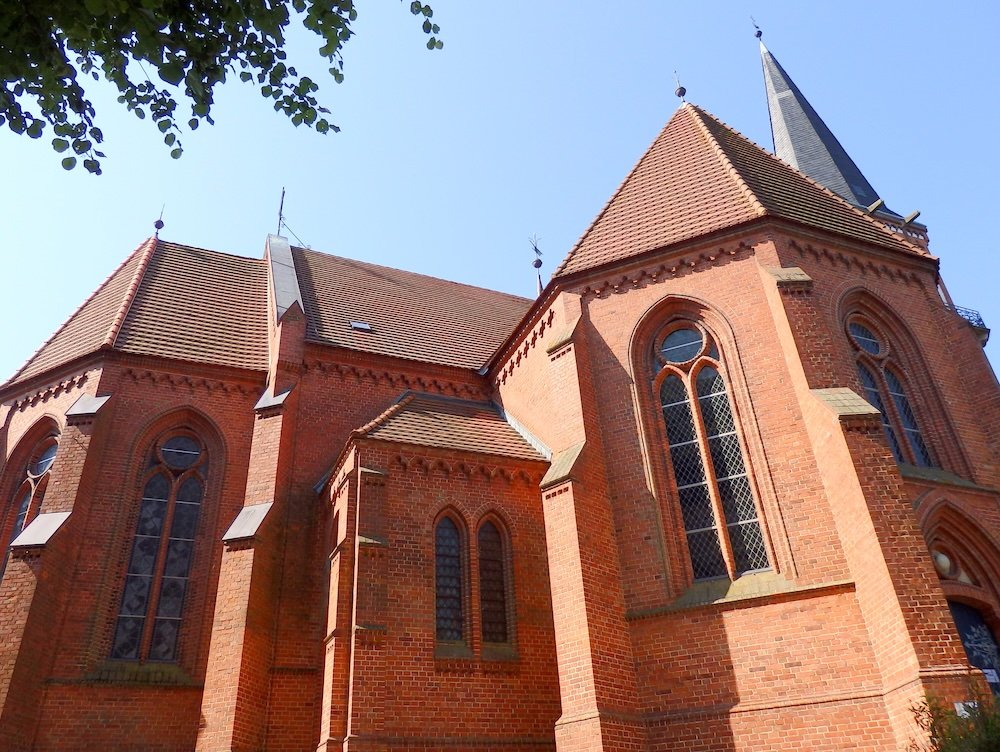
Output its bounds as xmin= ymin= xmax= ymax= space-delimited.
xmin=435 ymin=39 xmax=443 ymax=49
xmin=170 ymin=147 xmax=183 ymax=159
xmin=423 ymin=19 xmax=431 ymax=33
xmin=159 ymin=60 xmax=185 ymax=86
xmin=240 ymin=72 xmax=252 ymax=82
xmin=83 ymin=158 xmax=100 ymax=173
xmin=188 ymin=118 xmax=199 ymax=130
xmin=410 ymin=1 xmax=422 ymax=14
xmin=52 ymin=138 xmax=70 ymax=153
xmin=164 ymin=133 xmax=175 ymax=146
xmin=157 ymin=119 xmax=171 ymax=132
xmin=61 ymin=156 xmax=77 ymax=170
xmin=73 ymin=139 xmax=92 ymax=154
xmin=26 ymin=120 xmax=44 ymax=139
xmin=83 ymin=0 xmax=104 ymax=14
xmin=426 ymin=37 xmax=435 ymax=50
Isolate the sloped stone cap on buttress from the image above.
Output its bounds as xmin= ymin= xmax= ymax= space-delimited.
xmin=553 ymin=103 xmax=926 ymax=279
xmin=3 ymin=238 xmax=270 ymax=389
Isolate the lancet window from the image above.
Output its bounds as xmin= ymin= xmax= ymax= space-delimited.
xmin=435 ymin=513 xmax=514 ymax=648
xmin=847 ymin=320 xmax=933 ymax=466
xmin=111 ymin=433 xmax=206 ymax=662
xmin=3 ymin=435 xmax=58 ymax=573
xmin=478 ymin=520 xmax=509 ymax=644
xmin=654 ymin=324 xmax=770 ymax=580
xmin=435 ymin=516 xmax=465 ymax=642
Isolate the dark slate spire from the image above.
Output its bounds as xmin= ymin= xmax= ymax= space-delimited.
xmin=760 ymin=40 xmax=900 ymax=218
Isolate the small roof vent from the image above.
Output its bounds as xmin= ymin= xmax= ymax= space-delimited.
xmin=350 ymin=321 xmax=373 ymax=332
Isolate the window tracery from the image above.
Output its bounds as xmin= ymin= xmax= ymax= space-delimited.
xmin=111 ymin=433 xmax=206 ymax=662
xmin=3 ymin=435 xmax=58 ymax=572
xmin=847 ymin=320 xmax=932 ymax=466
xmin=654 ymin=323 xmax=770 ymax=580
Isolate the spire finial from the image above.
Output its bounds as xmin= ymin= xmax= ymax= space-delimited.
xmin=529 ymin=235 xmax=543 ymax=296
xmin=752 ymin=16 xmax=762 ymax=39
xmin=154 ymin=204 xmax=165 ymax=238
xmin=673 ymin=71 xmax=686 ymax=102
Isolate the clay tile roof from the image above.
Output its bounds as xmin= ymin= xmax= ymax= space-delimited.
xmin=5 ymin=238 xmax=155 ymax=386
xmin=115 ymin=240 xmax=269 ymax=371
xmin=292 ymin=247 xmax=532 ymax=371
xmin=3 ymin=238 xmax=269 ymax=390
xmin=358 ymin=392 xmax=544 ymax=461
xmin=554 ymin=103 xmax=925 ymax=279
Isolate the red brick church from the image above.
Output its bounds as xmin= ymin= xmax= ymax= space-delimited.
xmin=1 ymin=39 xmax=997 ymax=751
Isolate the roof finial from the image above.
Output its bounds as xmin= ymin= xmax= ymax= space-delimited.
xmin=752 ymin=16 xmax=763 ymax=39
xmin=154 ymin=204 xmax=165 ymax=237
xmin=530 ymin=235 xmax=543 ymax=296
xmin=673 ymin=71 xmax=686 ymax=102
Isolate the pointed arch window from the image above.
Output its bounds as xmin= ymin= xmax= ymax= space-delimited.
xmin=655 ymin=324 xmax=770 ymax=580
xmin=3 ymin=436 xmax=58 ymax=574
xmin=435 ymin=516 xmax=465 ymax=642
xmin=848 ymin=321 xmax=933 ymax=466
xmin=111 ymin=434 xmax=206 ymax=662
xmin=478 ymin=520 xmax=509 ymax=644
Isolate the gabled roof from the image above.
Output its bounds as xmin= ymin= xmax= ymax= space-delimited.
xmin=760 ymin=41 xmax=898 ymax=217
xmin=553 ymin=103 xmax=926 ymax=279
xmin=4 ymin=239 xmax=269 ymax=389
xmin=357 ymin=392 xmax=544 ymax=461
xmin=292 ymin=247 xmax=532 ymax=371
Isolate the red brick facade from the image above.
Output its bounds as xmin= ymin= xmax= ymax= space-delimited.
xmin=1 ymin=96 xmax=998 ymax=751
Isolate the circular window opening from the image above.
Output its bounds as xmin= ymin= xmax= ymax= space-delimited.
xmin=28 ymin=441 xmax=58 ymax=477
xmin=161 ymin=436 xmax=202 ymax=470
xmin=849 ymin=322 xmax=881 ymax=356
xmin=660 ymin=327 xmax=704 ymax=364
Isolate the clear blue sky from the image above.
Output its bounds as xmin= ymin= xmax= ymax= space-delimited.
xmin=2 ymin=1 xmax=998 ymax=381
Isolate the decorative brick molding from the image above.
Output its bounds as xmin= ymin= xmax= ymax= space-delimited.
xmin=789 ymin=238 xmax=928 ymax=288
xmin=579 ymin=241 xmax=754 ymax=300
xmin=391 ymin=453 xmax=537 ymax=485
xmin=495 ymin=308 xmax=557 ymax=384
xmin=10 ymin=371 xmax=90 ymax=411
xmin=304 ymin=359 xmax=485 ymax=399
xmin=123 ymin=367 xmax=254 ymax=396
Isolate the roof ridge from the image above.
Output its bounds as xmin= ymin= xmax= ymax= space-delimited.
xmin=294 ymin=246 xmax=532 ymax=304
xmin=690 ymin=105 xmax=928 ymax=258
xmin=686 ymin=104 xmax=768 ymax=219
xmin=104 ymin=236 xmax=159 ymax=349
xmin=2 ymin=237 xmax=154 ymax=387
xmin=354 ymin=392 xmax=418 ymax=437
xmin=552 ymin=115 xmax=678 ymax=277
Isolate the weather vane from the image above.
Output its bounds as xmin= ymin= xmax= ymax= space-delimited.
xmin=530 ymin=235 xmax=543 ymax=296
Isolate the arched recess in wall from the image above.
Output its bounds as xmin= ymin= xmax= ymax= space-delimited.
xmin=0 ymin=415 xmax=62 ymax=572
xmin=838 ymin=287 xmax=969 ymax=478
xmin=629 ymin=295 xmax=789 ymax=590
xmin=105 ymin=406 xmax=227 ymax=672
xmin=921 ymin=499 xmax=1000 ymax=695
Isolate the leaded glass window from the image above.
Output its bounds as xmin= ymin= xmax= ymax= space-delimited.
xmin=435 ymin=517 xmax=464 ymax=642
xmin=111 ymin=433 xmax=205 ymax=662
xmin=655 ymin=324 xmax=770 ymax=580
xmin=3 ymin=436 xmax=58 ymax=577
xmin=478 ymin=521 xmax=509 ymax=644
xmin=847 ymin=319 xmax=933 ymax=467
